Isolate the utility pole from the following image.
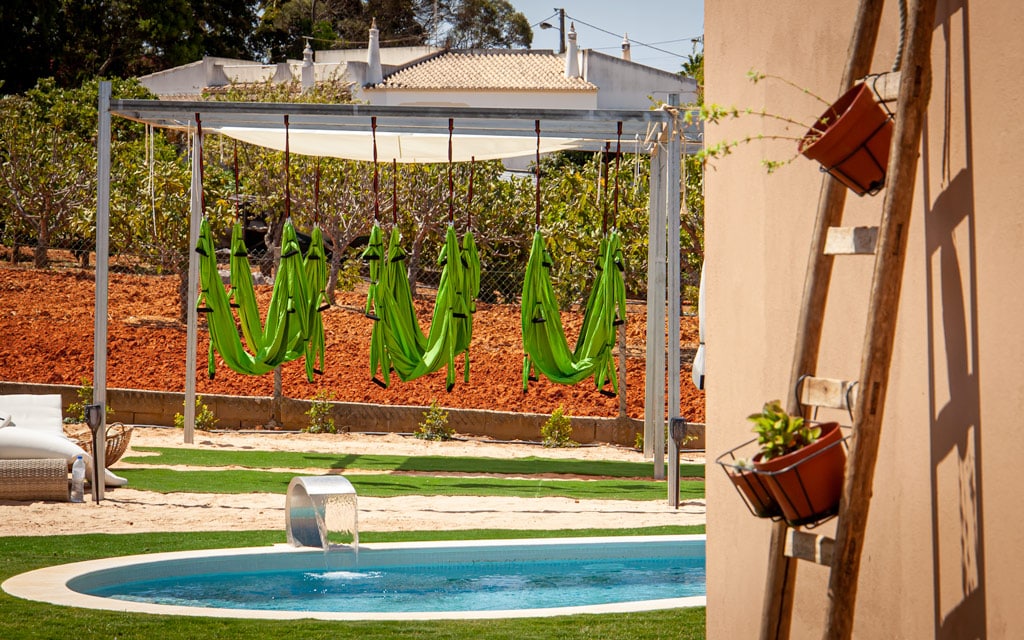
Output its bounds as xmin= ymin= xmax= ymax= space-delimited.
xmin=540 ymin=8 xmax=566 ymax=54
xmin=557 ymin=7 xmax=565 ymax=54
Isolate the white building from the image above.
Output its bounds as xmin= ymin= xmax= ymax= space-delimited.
xmin=138 ymin=22 xmax=695 ymax=111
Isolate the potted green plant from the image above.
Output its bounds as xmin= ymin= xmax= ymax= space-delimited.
xmin=692 ymin=71 xmax=893 ymax=196
xmin=747 ymin=400 xmax=847 ymax=526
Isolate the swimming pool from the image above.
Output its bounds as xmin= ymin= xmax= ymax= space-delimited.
xmin=3 ymin=535 xmax=705 ymax=620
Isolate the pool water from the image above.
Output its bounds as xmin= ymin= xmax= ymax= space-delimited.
xmin=88 ymin=554 xmax=705 ymax=613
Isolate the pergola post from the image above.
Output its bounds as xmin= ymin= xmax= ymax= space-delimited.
xmin=645 ymin=142 xmax=667 ymax=479
xmin=665 ymin=93 xmax=683 ymax=501
xmin=183 ymin=128 xmax=202 ymax=444
xmin=92 ymin=81 xmax=111 ymax=501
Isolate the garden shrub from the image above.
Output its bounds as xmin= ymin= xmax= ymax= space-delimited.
xmin=415 ymin=399 xmax=454 ymax=441
xmin=174 ymin=396 xmax=218 ymax=431
xmin=542 ymin=405 xmax=576 ymax=447
xmin=305 ymin=390 xmax=337 ymax=434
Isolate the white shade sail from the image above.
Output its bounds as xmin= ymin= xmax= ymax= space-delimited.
xmin=210 ymin=126 xmax=585 ymax=163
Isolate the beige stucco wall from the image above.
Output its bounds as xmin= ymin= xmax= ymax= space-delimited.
xmin=705 ymin=1 xmax=1024 ymax=637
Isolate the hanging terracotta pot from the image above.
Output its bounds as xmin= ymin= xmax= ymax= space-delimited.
xmin=754 ymin=422 xmax=846 ymax=526
xmin=799 ymin=83 xmax=893 ymax=196
xmin=725 ymin=460 xmax=782 ymax=519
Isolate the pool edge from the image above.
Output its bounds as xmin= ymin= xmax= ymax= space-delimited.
xmin=3 ymin=534 xmax=707 ymax=620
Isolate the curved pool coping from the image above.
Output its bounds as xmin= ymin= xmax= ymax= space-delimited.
xmin=3 ymin=534 xmax=706 ymax=621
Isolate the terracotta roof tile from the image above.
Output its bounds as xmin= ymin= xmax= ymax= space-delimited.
xmin=371 ymin=50 xmax=596 ymax=92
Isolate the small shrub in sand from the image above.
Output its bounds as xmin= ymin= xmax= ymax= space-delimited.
xmin=174 ymin=396 xmax=218 ymax=431
xmin=416 ymin=399 xmax=454 ymax=441
xmin=305 ymin=390 xmax=337 ymax=434
xmin=542 ymin=405 xmax=576 ymax=447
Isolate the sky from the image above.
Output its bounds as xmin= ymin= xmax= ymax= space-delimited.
xmin=508 ymin=1 xmax=704 ymax=73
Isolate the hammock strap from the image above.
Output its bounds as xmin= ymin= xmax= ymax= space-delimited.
xmin=232 ymin=139 xmax=240 ymax=222
xmin=467 ymin=156 xmax=475 ymax=229
xmin=447 ymin=118 xmax=454 ymax=224
xmin=194 ymin=112 xmax=206 ymax=215
xmin=372 ymin=116 xmax=380 ymax=221
xmin=534 ymin=120 xmax=541 ymax=227
xmin=284 ymin=115 xmax=291 ymax=220
xmin=614 ymin=121 xmax=622 ymax=228
xmin=602 ymin=142 xmax=610 ymax=235
xmin=314 ymin=157 xmax=321 ymax=226
xmin=391 ymin=158 xmax=398 ymax=224
xmin=147 ymin=124 xmax=156 ymax=236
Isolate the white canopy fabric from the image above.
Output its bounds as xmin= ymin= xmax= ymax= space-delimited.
xmin=209 ymin=126 xmax=585 ymax=163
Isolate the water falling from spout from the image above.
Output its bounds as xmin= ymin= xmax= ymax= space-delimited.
xmin=285 ymin=476 xmax=358 ymax=552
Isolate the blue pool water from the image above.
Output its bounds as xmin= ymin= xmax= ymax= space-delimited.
xmin=89 ymin=555 xmax=704 ymax=612
xmin=70 ymin=537 xmax=705 ymax=615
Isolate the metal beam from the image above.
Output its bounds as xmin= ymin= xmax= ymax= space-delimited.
xmin=109 ymin=99 xmax=700 ymax=145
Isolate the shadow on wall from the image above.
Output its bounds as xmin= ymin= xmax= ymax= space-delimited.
xmin=925 ymin=2 xmax=985 ymax=637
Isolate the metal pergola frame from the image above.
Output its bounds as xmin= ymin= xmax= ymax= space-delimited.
xmin=94 ymin=82 xmax=694 ymax=500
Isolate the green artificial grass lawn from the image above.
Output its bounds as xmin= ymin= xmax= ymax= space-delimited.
xmin=0 ymin=528 xmax=706 ymax=640
xmin=125 ymin=447 xmax=706 ymax=479
xmin=117 ymin=467 xmax=705 ymax=501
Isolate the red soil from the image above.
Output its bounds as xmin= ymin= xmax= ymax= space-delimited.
xmin=0 ymin=264 xmax=704 ymax=422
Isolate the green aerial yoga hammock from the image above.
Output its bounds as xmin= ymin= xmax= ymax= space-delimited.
xmin=520 ymin=228 xmax=627 ymax=393
xmin=362 ymin=117 xmax=481 ymax=391
xmin=521 ymin=119 xmax=628 ymax=394
xmin=363 ymin=222 xmax=480 ymax=391
xmin=196 ymin=218 xmax=327 ymax=381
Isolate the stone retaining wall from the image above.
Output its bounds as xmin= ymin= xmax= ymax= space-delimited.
xmin=0 ymin=382 xmax=711 ymax=448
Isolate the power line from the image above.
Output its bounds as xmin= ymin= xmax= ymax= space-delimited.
xmin=565 ymin=13 xmax=689 ymax=60
xmin=530 ymin=12 xmax=560 ymax=29
xmin=648 ymin=36 xmax=704 ymax=46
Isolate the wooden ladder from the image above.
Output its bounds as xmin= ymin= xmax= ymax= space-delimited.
xmin=759 ymin=0 xmax=939 ymax=638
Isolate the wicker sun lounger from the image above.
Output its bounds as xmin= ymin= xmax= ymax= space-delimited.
xmin=0 ymin=458 xmax=68 ymax=502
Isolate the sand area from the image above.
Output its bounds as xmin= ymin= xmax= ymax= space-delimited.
xmin=0 ymin=428 xmax=705 ymax=537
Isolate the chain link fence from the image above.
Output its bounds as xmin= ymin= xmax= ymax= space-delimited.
xmin=0 ymin=224 xmax=702 ymax=312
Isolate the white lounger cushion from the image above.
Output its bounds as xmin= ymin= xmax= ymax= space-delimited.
xmin=0 ymin=394 xmax=64 ymax=436
xmin=0 ymin=427 xmax=128 ymax=487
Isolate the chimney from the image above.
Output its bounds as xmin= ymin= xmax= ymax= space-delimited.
xmin=366 ymin=18 xmax=383 ymax=85
xmin=621 ymin=33 xmax=631 ymax=61
xmin=564 ymin=23 xmax=579 ymax=78
xmin=301 ymin=40 xmax=315 ymax=91
xmin=272 ymin=62 xmax=292 ymax=84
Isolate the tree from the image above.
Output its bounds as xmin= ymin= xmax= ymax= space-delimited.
xmin=0 ymin=75 xmax=209 ymax=290
xmin=0 ymin=78 xmax=151 ymax=268
xmin=290 ymin=155 xmax=375 ymax=299
xmin=255 ymin=0 xmax=427 ymax=61
xmin=680 ymin=153 xmax=704 ymax=298
xmin=0 ymin=0 xmax=63 ymax=95
xmin=0 ymin=1 xmax=261 ymax=92
xmin=680 ymin=51 xmax=704 ymax=106
xmin=537 ymin=151 xmax=652 ymax=305
xmin=419 ymin=0 xmax=531 ymax=48
xmin=0 ymin=95 xmax=93 ymax=267
xmin=366 ymin=0 xmax=426 ymax=44
xmin=679 ymin=50 xmax=705 ymax=297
